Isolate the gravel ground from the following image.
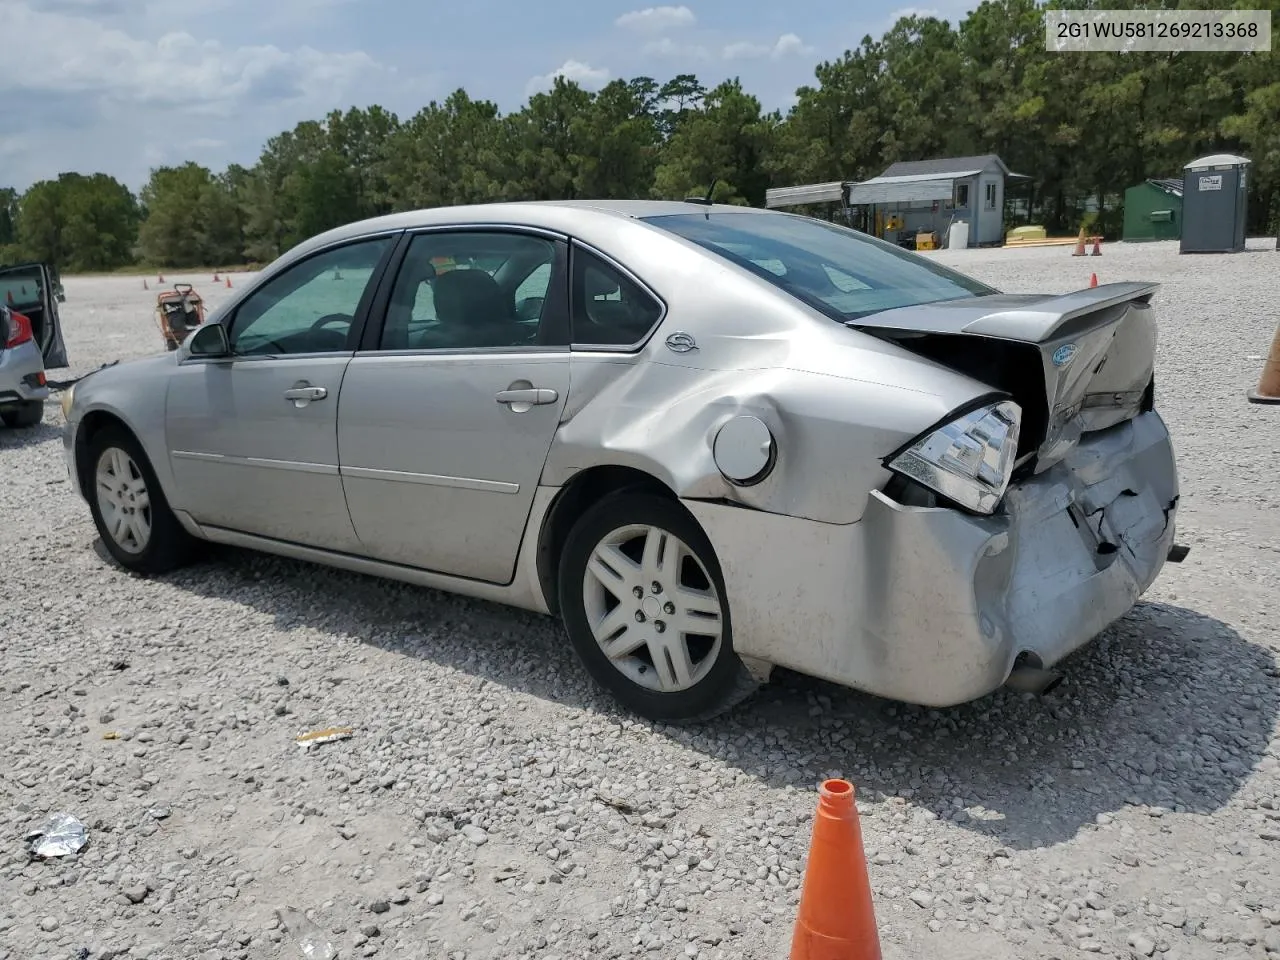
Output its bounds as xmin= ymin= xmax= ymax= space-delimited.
xmin=3 ymin=240 xmax=1279 ymax=960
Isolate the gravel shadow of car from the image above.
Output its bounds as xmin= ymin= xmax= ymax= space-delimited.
xmin=161 ymin=545 xmax=1277 ymax=851
xmin=0 ymin=420 xmax=61 ymax=449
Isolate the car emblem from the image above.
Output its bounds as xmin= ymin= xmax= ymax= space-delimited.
xmin=1052 ymin=344 xmax=1079 ymax=367
xmin=665 ymin=332 xmax=697 ymax=353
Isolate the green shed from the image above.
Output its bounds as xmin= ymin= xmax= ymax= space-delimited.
xmin=1123 ymin=178 xmax=1183 ymax=241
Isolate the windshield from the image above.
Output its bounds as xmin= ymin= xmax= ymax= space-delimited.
xmin=0 ymin=267 xmax=44 ymax=311
xmin=641 ymin=211 xmax=997 ymax=322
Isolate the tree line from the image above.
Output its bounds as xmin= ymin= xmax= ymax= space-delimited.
xmin=3 ymin=0 xmax=1276 ymax=273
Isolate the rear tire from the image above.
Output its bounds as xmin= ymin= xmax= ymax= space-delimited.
xmin=86 ymin=424 xmax=198 ymax=575
xmin=1 ymin=400 xmax=44 ymax=428
xmin=558 ymin=492 xmax=759 ymax=723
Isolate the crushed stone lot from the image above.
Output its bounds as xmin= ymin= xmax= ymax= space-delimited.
xmin=3 ymin=240 xmax=1280 ymax=960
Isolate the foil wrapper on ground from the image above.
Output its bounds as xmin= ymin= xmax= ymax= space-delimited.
xmin=295 ymin=726 xmax=353 ymax=752
xmin=276 ymin=906 xmax=337 ymax=959
xmin=26 ymin=813 xmax=88 ymax=858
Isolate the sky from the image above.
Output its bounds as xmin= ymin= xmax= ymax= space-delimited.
xmin=0 ymin=0 xmax=973 ymax=193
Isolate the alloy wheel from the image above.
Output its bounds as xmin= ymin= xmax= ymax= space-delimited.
xmin=95 ymin=447 xmax=152 ymax=555
xmin=581 ymin=523 xmax=723 ymax=693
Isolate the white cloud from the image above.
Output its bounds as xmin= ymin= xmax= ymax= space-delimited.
xmin=642 ymin=37 xmax=710 ymax=60
xmin=524 ymin=60 xmax=610 ymax=97
xmin=886 ymin=6 xmax=944 ymax=22
xmin=1 ymin=1 xmax=384 ymax=112
xmin=722 ymin=33 xmax=815 ymax=61
xmin=0 ymin=0 xmax=401 ymax=190
xmin=614 ymin=5 xmax=695 ymax=33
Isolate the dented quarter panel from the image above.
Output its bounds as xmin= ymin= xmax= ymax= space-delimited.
xmin=686 ymin=411 xmax=1178 ymax=706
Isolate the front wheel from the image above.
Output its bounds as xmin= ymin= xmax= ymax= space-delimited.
xmin=86 ymin=425 xmax=198 ymax=575
xmin=558 ymin=492 xmax=758 ymax=723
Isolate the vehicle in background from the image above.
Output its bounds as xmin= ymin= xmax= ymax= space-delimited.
xmin=0 ymin=262 xmax=67 ymax=428
xmin=60 ymin=201 xmax=1182 ymax=723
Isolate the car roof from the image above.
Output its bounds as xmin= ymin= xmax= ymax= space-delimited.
xmin=283 ymin=200 xmax=781 ymax=264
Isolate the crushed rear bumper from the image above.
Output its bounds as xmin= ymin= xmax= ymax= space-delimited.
xmin=685 ymin=411 xmax=1179 ymax=707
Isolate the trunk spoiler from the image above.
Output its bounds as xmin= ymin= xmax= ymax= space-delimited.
xmin=846 ymin=282 xmax=1161 ymax=343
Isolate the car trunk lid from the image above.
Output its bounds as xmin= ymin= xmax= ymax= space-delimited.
xmin=848 ymin=282 xmax=1160 ymax=472
xmin=0 ymin=262 xmax=68 ymax=369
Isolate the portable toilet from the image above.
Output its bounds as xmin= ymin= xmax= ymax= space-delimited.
xmin=1180 ymin=154 xmax=1249 ymax=253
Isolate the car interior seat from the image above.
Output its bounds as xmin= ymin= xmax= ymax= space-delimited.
xmin=431 ymin=268 xmax=521 ymax=348
xmin=579 ymin=266 xmax=651 ymax=344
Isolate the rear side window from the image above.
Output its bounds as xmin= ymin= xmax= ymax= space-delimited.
xmin=642 ymin=211 xmax=994 ymax=322
xmin=570 ymin=247 xmax=663 ymax=348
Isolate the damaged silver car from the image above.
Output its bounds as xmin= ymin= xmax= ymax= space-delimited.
xmin=61 ymin=201 xmax=1183 ymax=721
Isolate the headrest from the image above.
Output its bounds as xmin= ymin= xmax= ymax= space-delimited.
xmin=583 ymin=266 xmax=620 ymax=300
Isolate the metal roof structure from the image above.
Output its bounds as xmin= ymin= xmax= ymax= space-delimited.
xmin=764 ymin=182 xmax=846 ymax=209
xmin=765 ymin=155 xmax=1028 ymax=210
xmin=1147 ymin=178 xmax=1184 ymax=196
xmin=878 ymin=154 xmax=1019 ymax=180
xmin=846 ymin=169 xmax=983 ymax=206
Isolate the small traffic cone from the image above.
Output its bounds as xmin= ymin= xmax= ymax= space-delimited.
xmin=213 ymin=272 xmax=220 ymax=282
xmin=789 ymin=779 xmax=882 ymax=960
xmin=158 ymin=273 xmax=164 ymax=283
xmin=1089 ymin=272 xmax=1098 ymax=288
xmin=1071 ymin=226 xmax=1087 ymax=257
xmin=142 ymin=278 xmax=148 ymax=290
xmin=225 ymin=276 xmax=232 ymax=289
xmin=1090 ymin=235 xmax=1102 ymax=256
xmin=1246 ymin=321 xmax=1280 ymax=405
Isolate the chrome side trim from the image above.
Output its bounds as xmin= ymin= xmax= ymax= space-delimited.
xmin=340 ymin=465 xmax=520 ymax=495
xmin=185 ymin=521 xmax=546 ymax=612
xmin=171 ymin=450 xmax=338 ymax=476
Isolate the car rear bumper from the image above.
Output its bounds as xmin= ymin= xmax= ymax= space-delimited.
xmin=0 ymin=341 xmax=50 ymax=406
xmin=684 ymin=411 xmax=1179 ymax=707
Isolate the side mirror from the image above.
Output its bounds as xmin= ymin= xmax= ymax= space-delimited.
xmin=178 ymin=323 xmax=231 ymax=362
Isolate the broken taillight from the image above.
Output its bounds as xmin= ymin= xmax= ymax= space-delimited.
xmin=3 ymin=308 xmax=34 ymax=348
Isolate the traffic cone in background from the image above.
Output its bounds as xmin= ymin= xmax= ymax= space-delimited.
xmin=158 ymin=273 xmax=164 ymax=283
xmin=142 ymin=278 xmax=148 ymax=290
xmin=1246 ymin=322 xmax=1280 ymax=405
xmin=213 ymin=272 xmax=220 ymax=282
xmin=225 ymin=276 xmax=232 ymax=289
xmin=789 ymin=779 xmax=882 ymax=960
xmin=1089 ymin=272 xmax=1098 ymax=288
xmin=1071 ymin=226 xmax=1087 ymax=256
xmin=1090 ymin=235 xmax=1102 ymax=256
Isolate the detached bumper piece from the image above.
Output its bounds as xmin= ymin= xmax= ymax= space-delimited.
xmin=1167 ymin=543 xmax=1191 ymax=563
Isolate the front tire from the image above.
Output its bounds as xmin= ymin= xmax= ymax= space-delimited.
xmin=1 ymin=400 xmax=44 ymax=428
xmin=558 ymin=492 xmax=758 ymax=723
xmin=86 ymin=425 xmax=197 ymax=575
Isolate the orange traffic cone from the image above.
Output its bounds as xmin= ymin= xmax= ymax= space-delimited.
xmin=1071 ymin=226 xmax=1087 ymax=257
xmin=1246 ymin=322 xmax=1280 ymax=405
xmin=225 ymin=276 xmax=232 ymax=289
xmin=213 ymin=272 xmax=220 ymax=282
xmin=1090 ymin=235 xmax=1102 ymax=256
xmin=1089 ymin=272 xmax=1098 ymax=288
xmin=790 ymin=779 xmax=882 ymax=960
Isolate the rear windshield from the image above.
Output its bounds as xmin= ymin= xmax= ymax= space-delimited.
xmin=0 ymin=267 xmax=44 ymax=311
xmin=641 ymin=211 xmax=996 ymax=322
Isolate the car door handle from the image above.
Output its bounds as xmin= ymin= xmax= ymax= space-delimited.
xmin=495 ymin=388 xmax=558 ymax=405
xmin=283 ymin=385 xmax=328 ymax=403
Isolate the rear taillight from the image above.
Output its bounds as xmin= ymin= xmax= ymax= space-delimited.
xmin=3 ymin=308 xmax=34 ymax=348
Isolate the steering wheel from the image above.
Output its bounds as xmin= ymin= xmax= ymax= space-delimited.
xmin=309 ymin=313 xmax=352 ymax=332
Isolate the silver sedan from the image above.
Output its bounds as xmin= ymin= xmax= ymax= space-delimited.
xmin=61 ymin=201 xmax=1183 ymax=721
